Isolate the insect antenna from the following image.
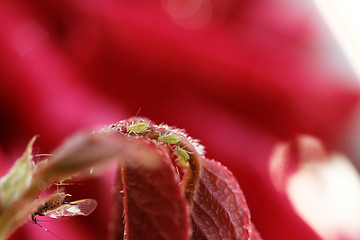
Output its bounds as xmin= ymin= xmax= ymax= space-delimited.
xmin=32 ymin=218 xmax=62 ymax=223
xmin=31 ymin=219 xmax=64 ymax=240
xmin=134 ymin=107 xmax=142 ymax=118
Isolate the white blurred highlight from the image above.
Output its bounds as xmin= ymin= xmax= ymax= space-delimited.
xmin=313 ymin=0 xmax=360 ymax=80
xmin=269 ymin=143 xmax=290 ymax=192
xmin=269 ymin=136 xmax=360 ymax=240
xmin=162 ymin=0 xmax=212 ymax=30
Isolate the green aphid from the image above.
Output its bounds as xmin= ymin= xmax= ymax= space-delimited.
xmin=174 ymin=147 xmax=190 ymax=167
xmin=126 ymin=122 xmax=149 ymax=135
xmin=158 ymin=133 xmax=181 ymax=144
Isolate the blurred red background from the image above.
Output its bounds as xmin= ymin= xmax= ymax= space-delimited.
xmin=1 ymin=0 xmax=359 ymax=239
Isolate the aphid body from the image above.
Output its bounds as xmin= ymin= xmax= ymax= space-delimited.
xmin=158 ymin=134 xmax=181 ymax=145
xmin=174 ymin=147 xmax=191 ymax=167
xmin=126 ymin=121 xmax=149 ymax=135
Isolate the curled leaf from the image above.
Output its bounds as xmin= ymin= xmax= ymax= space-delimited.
xmin=111 ymin=139 xmax=190 ymax=240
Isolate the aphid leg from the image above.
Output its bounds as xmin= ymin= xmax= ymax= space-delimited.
xmin=131 ymin=131 xmax=138 ymax=137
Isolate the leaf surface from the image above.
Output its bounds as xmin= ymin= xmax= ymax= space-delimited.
xmin=112 ymin=140 xmax=190 ymax=240
xmin=0 ymin=137 xmax=35 ymax=209
xmin=191 ymin=158 xmax=254 ymax=240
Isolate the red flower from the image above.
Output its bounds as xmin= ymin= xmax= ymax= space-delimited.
xmin=0 ymin=0 xmax=359 ymax=239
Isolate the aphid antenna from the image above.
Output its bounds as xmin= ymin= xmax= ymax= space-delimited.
xmin=127 ymin=107 xmax=143 ymax=124
xmin=134 ymin=107 xmax=142 ymax=118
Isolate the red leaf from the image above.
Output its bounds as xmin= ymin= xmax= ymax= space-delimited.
xmin=191 ymin=158 xmax=256 ymax=240
xmin=112 ymin=140 xmax=190 ymax=240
